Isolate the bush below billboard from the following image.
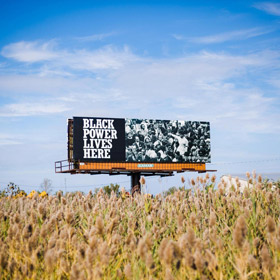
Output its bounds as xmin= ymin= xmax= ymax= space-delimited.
xmin=73 ymin=117 xmax=211 ymax=163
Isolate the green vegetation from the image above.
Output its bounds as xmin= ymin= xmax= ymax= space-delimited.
xmin=0 ymin=182 xmax=26 ymax=198
xmin=94 ymin=183 xmax=121 ymax=197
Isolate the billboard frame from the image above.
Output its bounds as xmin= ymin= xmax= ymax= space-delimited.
xmin=55 ymin=118 xmax=216 ymax=191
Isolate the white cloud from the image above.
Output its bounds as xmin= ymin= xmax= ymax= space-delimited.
xmin=172 ymin=34 xmax=184 ymax=40
xmin=1 ymin=41 xmax=58 ymax=62
xmin=1 ymin=41 xmax=138 ymax=71
xmin=74 ymin=32 xmax=116 ymax=42
xmin=173 ymin=27 xmax=274 ymax=44
xmin=111 ymin=51 xmax=277 ymax=98
xmin=59 ymin=45 xmax=138 ymax=71
xmin=0 ymin=39 xmax=280 ymax=187
xmin=0 ymin=134 xmax=22 ymax=145
xmin=0 ymin=75 xmax=79 ymax=95
xmin=174 ymin=88 xmax=278 ymax=133
xmin=0 ymin=40 xmax=279 ymax=136
xmin=0 ymin=102 xmax=70 ymax=117
xmin=253 ymin=2 xmax=280 ymax=16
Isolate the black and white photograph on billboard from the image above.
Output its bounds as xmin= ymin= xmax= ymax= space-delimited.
xmin=125 ymin=119 xmax=211 ymax=163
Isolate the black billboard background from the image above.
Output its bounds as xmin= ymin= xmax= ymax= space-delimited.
xmin=73 ymin=117 xmax=125 ymax=162
xmin=72 ymin=117 xmax=211 ymax=163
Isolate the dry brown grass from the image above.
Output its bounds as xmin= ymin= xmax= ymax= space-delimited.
xmin=0 ymin=173 xmax=280 ymax=279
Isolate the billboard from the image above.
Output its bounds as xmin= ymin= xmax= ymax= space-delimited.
xmin=73 ymin=117 xmax=211 ymax=163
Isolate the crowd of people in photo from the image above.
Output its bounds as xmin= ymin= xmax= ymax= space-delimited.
xmin=125 ymin=119 xmax=211 ymax=163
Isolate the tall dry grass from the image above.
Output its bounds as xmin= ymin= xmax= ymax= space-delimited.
xmin=0 ymin=173 xmax=280 ymax=279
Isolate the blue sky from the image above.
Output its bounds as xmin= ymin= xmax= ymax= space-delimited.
xmin=0 ymin=0 xmax=280 ymax=194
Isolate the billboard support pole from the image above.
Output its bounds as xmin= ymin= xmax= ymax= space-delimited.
xmin=131 ymin=172 xmax=141 ymax=193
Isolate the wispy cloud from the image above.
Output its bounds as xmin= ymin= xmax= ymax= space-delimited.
xmin=0 ymin=38 xmax=280 ymax=188
xmin=172 ymin=34 xmax=185 ymax=41
xmin=173 ymin=27 xmax=274 ymax=44
xmin=0 ymin=39 xmax=280 ymax=136
xmin=74 ymin=32 xmax=116 ymax=42
xmin=175 ymin=89 xmax=277 ymax=133
xmin=1 ymin=40 xmax=58 ymax=62
xmin=253 ymin=2 xmax=280 ymax=16
xmin=0 ymin=102 xmax=70 ymax=117
xmin=1 ymin=40 xmax=138 ymax=72
xmin=0 ymin=134 xmax=22 ymax=145
xmin=109 ymin=50 xmax=280 ymax=134
xmin=60 ymin=45 xmax=138 ymax=71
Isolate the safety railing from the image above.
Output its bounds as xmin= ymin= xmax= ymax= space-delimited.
xmin=55 ymin=160 xmax=75 ymax=173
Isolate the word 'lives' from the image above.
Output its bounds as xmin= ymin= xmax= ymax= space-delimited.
xmin=83 ymin=118 xmax=117 ymax=159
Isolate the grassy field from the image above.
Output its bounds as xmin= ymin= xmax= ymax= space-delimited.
xmin=0 ymin=173 xmax=280 ymax=279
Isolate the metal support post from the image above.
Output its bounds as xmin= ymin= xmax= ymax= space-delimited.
xmin=131 ymin=172 xmax=141 ymax=193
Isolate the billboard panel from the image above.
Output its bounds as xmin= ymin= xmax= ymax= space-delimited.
xmin=125 ymin=119 xmax=210 ymax=163
xmin=73 ymin=117 xmax=210 ymax=163
xmin=73 ymin=117 xmax=125 ymax=162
